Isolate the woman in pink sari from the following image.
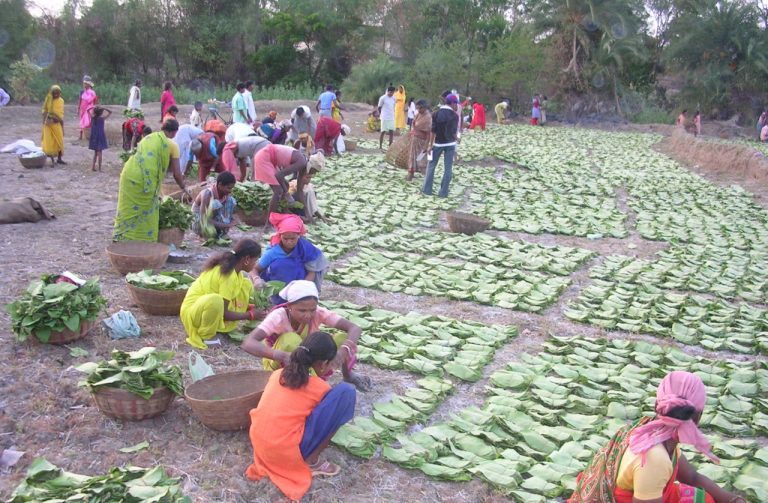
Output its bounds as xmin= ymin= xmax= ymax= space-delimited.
xmin=160 ymin=81 xmax=176 ymax=121
xmin=78 ymin=76 xmax=98 ymax=140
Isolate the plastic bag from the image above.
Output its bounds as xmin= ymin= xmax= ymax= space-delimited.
xmin=189 ymin=352 xmax=214 ymax=382
xmin=101 ymin=310 xmax=141 ymax=339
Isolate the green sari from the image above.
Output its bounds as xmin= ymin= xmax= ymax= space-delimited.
xmin=113 ymin=132 xmax=172 ymax=241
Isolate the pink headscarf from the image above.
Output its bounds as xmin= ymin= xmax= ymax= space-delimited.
xmin=629 ymin=371 xmax=719 ymax=465
xmin=269 ymin=212 xmax=306 ymax=245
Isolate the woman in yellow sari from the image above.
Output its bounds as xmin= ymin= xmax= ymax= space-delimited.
xmin=113 ymin=119 xmax=189 ymax=241
xmin=41 ymin=85 xmax=66 ymax=165
xmin=181 ymin=239 xmax=261 ymax=349
xmin=394 ymin=85 xmax=407 ymax=131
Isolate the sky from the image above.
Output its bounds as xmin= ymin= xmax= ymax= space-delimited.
xmin=27 ymin=0 xmax=74 ymax=17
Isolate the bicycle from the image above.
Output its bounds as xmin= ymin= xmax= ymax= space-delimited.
xmin=205 ymin=99 xmax=233 ymax=126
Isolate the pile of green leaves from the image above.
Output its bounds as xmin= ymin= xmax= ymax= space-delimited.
xmin=119 ymin=149 xmax=136 ymax=163
xmin=361 ymin=336 xmax=768 ymax=500
xmin=366 ymin=229 xmax=595 ymax=276
xmin=332 ymin=376 xmax=453 ymax=458
xmin=8 ymin=457 xmax=190 ymax=503
xmin=231 ymin=182 xmax=272 ymax=214
xmin=590 ymin=244 xmax=768 ymax=303
xmin=563 ymin=280 xmax=768 ymax=355
xmin=123 ymin=108 xmax=144 ymax=119
xmin=251 ymin=280 xmax=285 ymax=309
xmin=329 ymin=249 xmax=570 ymax=312
xmin=159 ymin=197 xmax=193 ymax=231
xmin=7 ymin=275 xmax=107 ymax=343
xmin=324 ymin=301 xmax=517 ymax=381
xmin=126 ymin=270 xmax=195 ymax=291
xmin=76 ymin=347 xmax=184 ymax=399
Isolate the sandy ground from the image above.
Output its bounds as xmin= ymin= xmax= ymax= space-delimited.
xmin=0 ymin=102 xmax=764 ymax=502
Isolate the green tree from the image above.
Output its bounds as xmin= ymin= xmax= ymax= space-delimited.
xmin=664 ymin=0 xmax=768 ymax=115
xmin=0 ymin=0 xmax=36 ymax=78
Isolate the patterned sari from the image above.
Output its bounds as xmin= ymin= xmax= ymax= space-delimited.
xmin=569 ymin=417 xmax=715 ymax=503
xmin=113 ymin=132 xmax=172 ymax=241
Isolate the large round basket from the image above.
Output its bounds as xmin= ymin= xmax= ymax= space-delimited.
xmin=40 ymin=319 xmax=96 ymax=345
xmin=158 ymin=227 xmax=185 ymax=247
xmin=126 ymin=282 xmax=188 ymax=316
xmin=446 ymin=211 xmax=491 ymax=236
xmin=344 ymin=139 xmax=357 ymax=151
xmin=185 ymin=370 xmax=271 ymax=431
xmin=235 ymin=208 xmax=267 ymax=226
xmin=92 ymin=386 xmax=174 ymax=421
xmin=106 ymin=241 xmax=170 ymax=275
xmin=19 ymin=155 xmax=47 ymax=169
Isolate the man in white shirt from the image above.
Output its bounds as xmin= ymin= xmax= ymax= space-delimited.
xmin=289 ymin=105 xmax=316 ymax=145
xmin=127 ymin=79 xmax=141 ymax=110
xmin=244 ymin=80 xmax=256 ymax=125
xmin=378 ymin=86 xmax=396 ymax=149
xmin=231 ymin=83 xmax=249 ymax=124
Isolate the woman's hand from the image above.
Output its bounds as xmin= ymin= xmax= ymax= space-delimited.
xmin=275 ymin=350 xmax=291 ymax=366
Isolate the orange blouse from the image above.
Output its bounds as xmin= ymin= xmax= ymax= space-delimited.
xmin=245 ymin=369 xmax=330 ymax=501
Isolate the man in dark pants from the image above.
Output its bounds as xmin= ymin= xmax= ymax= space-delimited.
xmin=422 ymin=93 xmax=459 ymax=198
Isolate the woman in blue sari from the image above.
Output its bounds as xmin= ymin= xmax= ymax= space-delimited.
xmin=253 ymin=212 xmax=328 ymax=304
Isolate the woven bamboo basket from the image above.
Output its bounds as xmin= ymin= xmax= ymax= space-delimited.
xmin=19 ymin=155 xmax=47 ymax=169
xmin=446 ymin=211 xmax=490 ymax=235
xmin=92 ymin=386 xmax=175 ymax=421
xmin=158 ymin=227 xmax=185 ymax=247
xmin=106 ymin=241 xmax=170 ymax=275
xmin=235 ymin=208 xmax=267 ymax=226
xmin=384 ymin=134 xmax=412 ymax=170
xmin=126 ymin=282 xmax=188 ymax=316
xmin=344 ymin=139 xmax=357 ymax=151
xmin=42 ymin=319 xmax=96 ymax=345
xmin=185 ymin=370 xmax=271 ymax=431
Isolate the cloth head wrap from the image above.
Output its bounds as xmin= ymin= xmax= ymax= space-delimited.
xmin=268 ymin=211 xmax=306 ymax=245
xmin=279 ymin=280 xmax=319 ymax=303
xmin=83 ymin=75 xmax=94 ymax=86
xmin=42 ymin=85 xmax=62 ymax=114
xmin=341 ymin=124 xmax=351 ymax=135
xmin=629 ymin=371 xmax=718 ymax=465
xmin=308 ymin=151 xmax=325 ymax=172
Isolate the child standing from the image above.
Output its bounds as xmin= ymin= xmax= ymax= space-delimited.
xmin=88 ymin=106 xmax=111 ymax=171
xmin=190 ymin=101 xmax=203 ymax=128
xmin=245 ymin=331 xmax=356 ymax=501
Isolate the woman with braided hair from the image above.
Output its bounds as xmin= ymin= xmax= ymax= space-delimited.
xmin=245 ymin=331 xmax=356 ymax=501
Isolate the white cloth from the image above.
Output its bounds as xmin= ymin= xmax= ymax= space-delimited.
xmin=0 ymin=88 xmax=9 ymax=107
xmin=308 ymin=151 xmax=325 ymax=172
xmin=235 ymin=136 xmax=269 ymax=158
xmin=189 ymin=109 xmax=203 ymax=128
xmin=1 ymin=139 xmax=41 ymax=155
xmin=335 ymin=135 xmax=346 ymax=153
xmin=378 ymin=94 xmax=396 ymax=121
xmin=244 ymin=90 xmax=256 ymax=124
xmin=279 ymin=280 xmax=318 ymax=303
xmin=173 ymin=125 xmax=204 ymax=169
xmin=407 ymin=101 xmax=416 ymax=120
xmin=127 ymin=85 xmax=141 ymax=110
xmin=289 ymin=107 xmax=316 ymax=141
xmin=225 ymin=122 xmax=255 ymax=142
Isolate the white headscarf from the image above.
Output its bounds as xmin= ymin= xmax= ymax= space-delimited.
xmin=341 ymin=124 xmax=351 ymax=135
xmin=279 ymin=280 xmax=319 ymax=303
xmin=308 ymin=151 xmax=325 ymax=172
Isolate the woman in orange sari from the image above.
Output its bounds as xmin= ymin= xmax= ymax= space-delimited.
xmin=569 ymin=371 xmax=745 ymax=503
xmin=246 ymin=331 xmax=356 ymax=502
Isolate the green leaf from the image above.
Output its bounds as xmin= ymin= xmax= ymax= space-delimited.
xmin=119 ymin=441 xmax=150 ymax=453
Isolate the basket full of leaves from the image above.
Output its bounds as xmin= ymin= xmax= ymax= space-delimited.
xmin=158 ymin=197 xmax=193 ymax=247
xmin=126 ymin=270 xmax=195 ymax=316
xmin=7 ymin=274 xmax=107 ymax=344
xmin=77 ymin=347 xmax=184 ymax=421
xmin=232 ymin=181 xmax=271 ymax=225
xmin=7 ymin=457 xmax=191 ymax=503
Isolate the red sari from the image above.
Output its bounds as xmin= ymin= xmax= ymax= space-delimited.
xmin=469 ymin=103 xmax=486 ymax=130
xmin=569 ymin=417 xmax=715 ymax=503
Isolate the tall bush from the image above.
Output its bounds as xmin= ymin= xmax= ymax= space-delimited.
xmin=8 ymin=55 xmax=41 ymax=105
xmin=342 ymin=55 xmax=406 ymax=105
